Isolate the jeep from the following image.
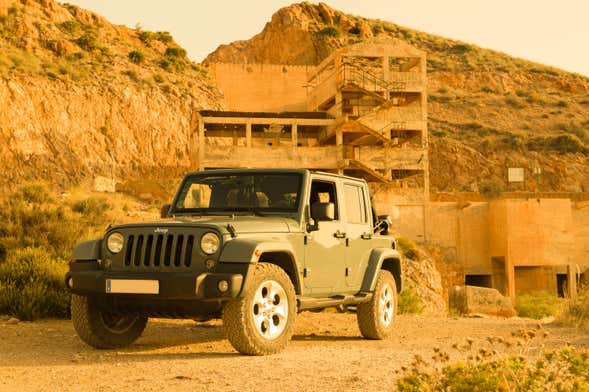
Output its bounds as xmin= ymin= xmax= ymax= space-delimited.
xmin=66 ymin=169 xmax=402 ymax=355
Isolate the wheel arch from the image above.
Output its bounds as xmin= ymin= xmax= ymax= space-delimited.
xmin=258 ymin=251 xmax=302 ymax=295
xmin=361 ymin=248 xmax=403 ymax=293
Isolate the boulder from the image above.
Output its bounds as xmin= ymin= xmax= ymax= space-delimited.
xmin=449 ymin=285 xmax=516 ymax=317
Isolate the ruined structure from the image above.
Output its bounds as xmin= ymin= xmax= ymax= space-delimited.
xmin=201 ymin=38 xmax=588 ymax=299
xmin=200 ymin=38 xmax=429 ymax=241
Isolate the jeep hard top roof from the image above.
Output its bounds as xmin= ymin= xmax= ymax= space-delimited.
xmin=183 ymin=168 xmax=367 ymax=184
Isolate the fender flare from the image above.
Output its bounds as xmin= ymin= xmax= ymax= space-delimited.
xmin=360 ymin=248 xmax=403 ymax=293
xmin=71 ymin=239 xmax=102 ymax=261
xmin=219 ymin=239 xmax=303 ymax=295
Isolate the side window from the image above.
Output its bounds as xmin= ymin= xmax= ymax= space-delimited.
xmin=344 ymin=184 xmax=367 ymax=224
xmin=310 ymin=180 xmax=339 ymax=220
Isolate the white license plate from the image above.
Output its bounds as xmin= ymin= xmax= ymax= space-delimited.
xmin=106 ymin=279 xmax=159 ymax=294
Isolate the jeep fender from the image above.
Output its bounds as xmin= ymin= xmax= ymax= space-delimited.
xmin=71 ymin=239 xmax=102 ymax=261
xmin=360 ymin=248 xmax=403 ymax=293
xmin=219 ymin=239 xmax=303 ymax=296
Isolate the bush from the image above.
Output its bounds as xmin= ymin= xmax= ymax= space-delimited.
xmin=397 ymin=331 xmax=589 ymax=391
xmin=71 ymin=196 xmax=110 ymax=221
xmin=164 ymin=47 xmax=186 ymax=58
xmin=397 ymin=237 xmax=419 ymax=261
xmin=0 ymin=248 xmax=70 ymax=320
xmin=515 ymin=291 xmax=562 ymax=319
xmin=561 ymin=285 xmax=589 ymax=328
xmin=318 ymin=25 xmax=340 ymax=37
xmin=128 ymin=50 xmax=144 ymax=64
xmin=123 ymin=69 xmax=139 ymax=81
xmin=76 ymin=32 xmax=98 ymax=51
xmin=0 ymin=184 xmax=109 ymax=260
xmin=527 ymin=134 xmax=587 ymax=154
xmin=478 ymin=178 xmax=503 ymax=198
xmin=398 ymin=288 xmax=423 ymax=314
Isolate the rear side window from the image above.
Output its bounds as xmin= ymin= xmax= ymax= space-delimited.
xmin=344 ymin=184 xmax=367 ymax=224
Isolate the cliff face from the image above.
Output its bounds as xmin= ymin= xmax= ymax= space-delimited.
xmin=0 ymin=0 xmax=221 ymax=193
xmin=206 ymin=2 xmax=589 ymax=193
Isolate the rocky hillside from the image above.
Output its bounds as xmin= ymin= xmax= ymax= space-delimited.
xmin=206 ymin=2 xmax=589 ymax=193
xmin=0 ymin=0 xmax=220 ymax=196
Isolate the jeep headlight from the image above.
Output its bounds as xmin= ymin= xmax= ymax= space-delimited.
xmin=200 ymin=232 xmax=220 ymax=255
xmin=106 ymin=232 xmax=124 ymax=254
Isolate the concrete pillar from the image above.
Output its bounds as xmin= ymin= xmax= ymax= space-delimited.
xmin=506 ymin=262 xmax=516 ymax=298
xmin=336 ymin=128 xmax=344 ymax=175
xmin=568 ymin=264 xmax=578 ymax=299
xmin=292 ymin=122 xmax=298 ymax=149
xmin=246 ymin=121 xmax=252 ymax=147
xmin=198 ymin=119 xmax=205 ymax=171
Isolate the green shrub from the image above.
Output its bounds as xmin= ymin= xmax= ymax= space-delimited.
xmin=59 ymin=20 xmax=79 ymax=34
xmin=318 ymin=25 xmax=340 ymax=37
xmin=515 ymin=291 xmax=562 ymax=319
xmin=478 ymin=178 xmax=503 ymax=198
xmin=71 ymin=196 xmax=110 ymax=221
xmin=123 ymin=69 xmax=139 ymax=81
xmin=527 ymin=134 xmax=587 ymax=154
xmin=505 ymin=95 xmax=527 ymax=109
xmin=76 ymin=32 xmax=98 ymax=51
xmin=154 ymin=31 xmax=172 ymax=43
xmin=128 ymin=50 xmax=144 ymax=64
xmin=0 ymin=247 xmax=70 ymax=320
xmin=397 ymin=237 xmax=419 ymax=261
xmin=561 ymin=285 xmax=589 ymax=328
xmin=0 ymin=184 xmax=108 ymax=260
xmin=398 ymin=288 xmax=423 ymax=314
xmin=397 ymin=333 xmax=589 ymax=391
xmin=153 ymin=73 xmax=164 ymax=83
xmin=164 ymin=47 xmax=186 ymax=58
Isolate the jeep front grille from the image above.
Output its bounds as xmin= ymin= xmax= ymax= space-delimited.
xmin=123 ymin=234 xmax=195 ymax=268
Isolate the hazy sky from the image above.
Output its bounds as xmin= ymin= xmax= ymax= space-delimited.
xmin=67 ymin=0 xmax=589 ymax=76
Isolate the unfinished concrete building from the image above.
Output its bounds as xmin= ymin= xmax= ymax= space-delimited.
xmin=200 ymin=39 xmax=429 ymax=241
xmin=200 ymin=37 xmax=589 ymax=299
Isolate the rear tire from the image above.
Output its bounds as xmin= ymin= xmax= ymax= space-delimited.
xmin=71 ymin=294 xmax=148 ymax=349
xmin=222 ymin=263 xmax=296 ymax=355
xmin=356 ymin=270 xmax=397 ymax=339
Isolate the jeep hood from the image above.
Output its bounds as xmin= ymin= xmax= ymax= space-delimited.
xmin=110 ymin=216 xmax=298 ymax=234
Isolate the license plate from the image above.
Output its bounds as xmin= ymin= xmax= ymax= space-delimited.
xmin=105 ymin=279 xmax=159 ymax=294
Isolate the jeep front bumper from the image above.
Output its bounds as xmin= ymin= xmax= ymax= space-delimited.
xmin=66 ymin=263 xmax=243 ymax=300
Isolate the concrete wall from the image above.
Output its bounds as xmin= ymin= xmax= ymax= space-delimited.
xmin=427 ymin=198 xmax=589 ymax=297
xmin=208 ymin=63 xmax=314 ymax=112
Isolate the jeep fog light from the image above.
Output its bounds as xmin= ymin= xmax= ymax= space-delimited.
xmin=218 ymin=280 xmax=229 ymax=293
xmin=200 ymin=232 xmax=220 ymax=255
xmin=106 ymin=232 xmax=124 ymax=254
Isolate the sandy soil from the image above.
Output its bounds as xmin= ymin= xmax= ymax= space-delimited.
xmin=1 ymin=313 xmax=588 ymax=392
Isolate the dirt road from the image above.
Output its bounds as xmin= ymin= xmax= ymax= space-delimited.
xmin=1 ymin=313 xmax=588 ymax=392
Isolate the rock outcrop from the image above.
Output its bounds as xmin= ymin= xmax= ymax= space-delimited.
xmin=0 ymin=0 xmax=221 ymax=193
xmin=449 ymin=285 xmax=516 ymax=317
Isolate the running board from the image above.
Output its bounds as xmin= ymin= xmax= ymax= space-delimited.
xmin=297 ymin=293 xmax=372 ymax=311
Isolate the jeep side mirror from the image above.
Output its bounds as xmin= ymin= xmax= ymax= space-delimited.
xmin=311 ymin=202 xmax=335 ymax=222
xmin=160 ymin=204 xmax=171 ymax=219
xmin=374 ymin=214 xmax=392 ymax=235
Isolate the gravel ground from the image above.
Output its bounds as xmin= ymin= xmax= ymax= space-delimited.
xmin=1 ymin=313 xmax=588 ymax=392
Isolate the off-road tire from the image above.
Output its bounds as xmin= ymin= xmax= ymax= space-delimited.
xmin=71 ymin=294 xmax=148 ymax=349
xmin=222 ymin=263 xmax=297 ymax=355
xmin=356 ymin=270 xmax=397 ymax=340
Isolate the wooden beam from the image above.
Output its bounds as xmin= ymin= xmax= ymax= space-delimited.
xmin=292 ymin=123 xmax=298 ymax=148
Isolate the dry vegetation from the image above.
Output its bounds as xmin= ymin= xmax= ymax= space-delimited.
xmin=0 ymin=0 xmax=214 ymax=97
xmin=0 ymin=182 xmax=157 ymax=320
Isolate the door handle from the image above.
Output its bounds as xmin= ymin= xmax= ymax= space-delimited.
xmin=334 ymin=231 xmax=347 ymax=239
xmin=361 ymin=233 xmax=372 ymax=240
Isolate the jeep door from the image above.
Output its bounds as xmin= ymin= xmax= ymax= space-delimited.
xmin=342 ymin=182 xmax=373 ymax=290
xmin=303 ymin=177 xmax=346 ymax=296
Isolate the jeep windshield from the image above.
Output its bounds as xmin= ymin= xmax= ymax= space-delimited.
xmin=171 ymin=172 xmax=303 ymax=216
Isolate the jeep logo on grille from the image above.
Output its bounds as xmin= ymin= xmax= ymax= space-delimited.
xmin=154 ymin=227 xmax=169 ymax=234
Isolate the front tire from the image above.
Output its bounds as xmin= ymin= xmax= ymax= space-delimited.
xmin=356 ymin=270 xmax=397 ymax=339
xmin=222 ymin=263 xmax=296 ymax=355
xmin=71 ymin=294 xmax=148 ymax=349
